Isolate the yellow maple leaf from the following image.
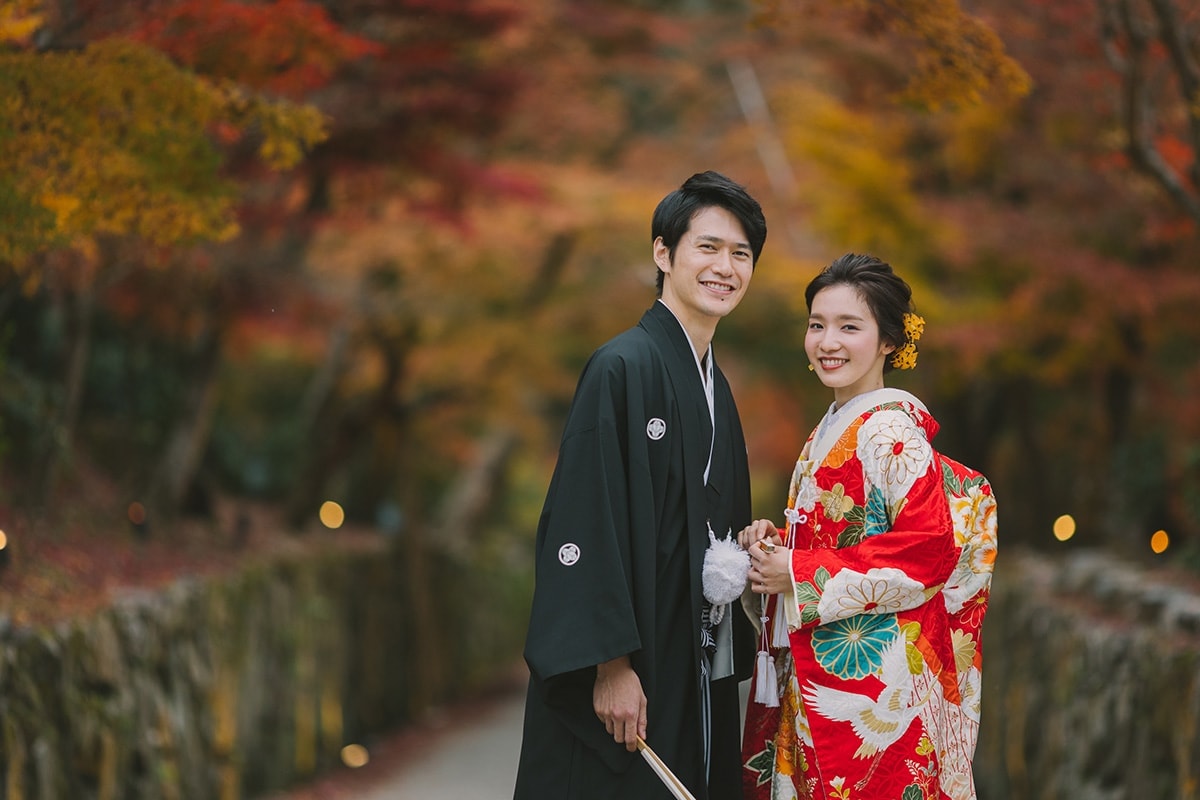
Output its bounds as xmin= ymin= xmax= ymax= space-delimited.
xmin=0 ymin=0 xmax=42 ymax=45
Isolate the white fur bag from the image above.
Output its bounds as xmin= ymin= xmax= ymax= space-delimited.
xmin=702 ymin=528 xmax=750 ymax=624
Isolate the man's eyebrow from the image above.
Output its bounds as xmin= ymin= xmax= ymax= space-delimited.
xmin=694 ymin=233 xmax=751 ymax=249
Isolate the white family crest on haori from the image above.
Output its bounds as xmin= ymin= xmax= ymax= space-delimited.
xmin=557 ymin=542 xmax=581 ymax=566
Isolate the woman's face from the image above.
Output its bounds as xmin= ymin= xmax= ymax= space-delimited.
xmin=805 ymin=283 xmax=895 ymax=405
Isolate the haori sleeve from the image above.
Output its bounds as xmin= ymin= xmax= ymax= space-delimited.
xmin=784 ymin=408 xmax=957 ymax=630
xmin=523 ymin=354 xmax=642 ymax=686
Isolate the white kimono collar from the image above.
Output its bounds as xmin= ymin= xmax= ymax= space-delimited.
xmin=657 ymin=299 xmax=716 ymax=484
xmin=807 ymin=387 xmax=927 ymax=467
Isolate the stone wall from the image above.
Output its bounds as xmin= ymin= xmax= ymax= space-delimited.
xmin=5 ymin=537 xmax=1199 ymax=799
xmin=976 ymin=547 xmax=1200 ymax=800
xmin=0 ymin=539 xmax=529 ymax=800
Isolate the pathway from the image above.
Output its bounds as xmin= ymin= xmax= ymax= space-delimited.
xmin=271 ymin=668 xmax=751 ymax=800
xmin=357 ymin=686 xmax=526 ymax=800
xmin=266 ymin=667 xmax=528 ymax=800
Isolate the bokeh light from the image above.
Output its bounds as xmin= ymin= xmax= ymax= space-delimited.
xmin=1052 ymin=514 xmax=1076 ymax=542
xmin=0 ymin=529 xmax=7 ymax=550
xmin=128 ymin=502 xmax=146 ymax=526
xmin=319 ymin=501 xmax=345 ymax=529
xmin=1150 ymin=529 xmax=1169 ymax=554
xmin=340 ymin=743 xmax=369 ymax=768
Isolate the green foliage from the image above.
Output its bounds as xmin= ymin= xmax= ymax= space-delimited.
xmin=214 ymin=83 xmax=328 ymax=170
xmin=0 ymin=172 xmax=60 ymax=264
xmin=0 ymin=38 xmax=328 ymax=269
xmin=0 ymin=291 xmax=67 ymax=471
xmin=0 ymin=322 xmax=15 ymax=467
xmin=208 ymin=354 xmax=314 ymax=498
xmin=0 ymin=40 xmax=236 ymax=265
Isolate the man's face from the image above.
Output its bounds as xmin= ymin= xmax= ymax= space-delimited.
xmin=655 ymin=205 xmax=753 ymax=327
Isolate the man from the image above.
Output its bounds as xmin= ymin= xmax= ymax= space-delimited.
xmin=514 ymin=171 xmax=767 ymax=800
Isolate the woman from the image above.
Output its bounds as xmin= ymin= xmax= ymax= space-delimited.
xmin=738 ymin=253 xmax=996 ymax=800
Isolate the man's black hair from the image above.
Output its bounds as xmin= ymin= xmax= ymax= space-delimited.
xmin=651 ymin=171 xmax=768 ymax=296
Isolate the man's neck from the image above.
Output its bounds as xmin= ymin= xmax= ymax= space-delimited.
xmin=657 ymin=298 xmax=716 ymax=356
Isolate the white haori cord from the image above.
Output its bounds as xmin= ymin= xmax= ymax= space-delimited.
xmin=754 ymin=537 xmax=781 ymax=708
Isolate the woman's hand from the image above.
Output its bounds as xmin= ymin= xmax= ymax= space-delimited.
xmin=737 ymin=519 xmax=790 ymax=594
xmin=747 ymin=538 xmax=792 ymax=595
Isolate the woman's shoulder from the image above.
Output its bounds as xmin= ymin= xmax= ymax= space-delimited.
xmin=859 ymin=389 xmax=940 ymax=443
xmin=863 ymin=388 xmax=928 ymax=416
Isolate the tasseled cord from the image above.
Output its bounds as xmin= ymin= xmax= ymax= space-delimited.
xmin=771 ymin=597 xmax=792 ymax=649
xmin=753 ymin=595 xmax=780 ymax=708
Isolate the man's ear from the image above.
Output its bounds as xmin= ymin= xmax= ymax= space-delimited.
xmin=653 ymin=237 xmax=672 ymax=273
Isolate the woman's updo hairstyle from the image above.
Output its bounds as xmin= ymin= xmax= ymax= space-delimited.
xmin=804 ymin=253 xmax=914 ymax=374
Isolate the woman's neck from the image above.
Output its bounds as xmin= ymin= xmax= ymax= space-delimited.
xmin=832 ymin=382 xmax=887 ymax=411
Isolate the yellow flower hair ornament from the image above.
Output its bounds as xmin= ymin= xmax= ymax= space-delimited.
xmin=890 ymin=312 xmax=925 ymax=370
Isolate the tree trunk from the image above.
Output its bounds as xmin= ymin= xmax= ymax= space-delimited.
xmin=400 ymin=521 xmax=443 ymax=715
xmin=34 ymin=281 xmax=94 ymax=506
xmin=147 ymin=321 xmax=225 ymax=519
xmin=284 ymin=320 xmax=416 ymax=530
xmin=431 ymin=426 xmax=520 ymax=558
xmin=1008 ymin=378 xmax=1052 ymax=548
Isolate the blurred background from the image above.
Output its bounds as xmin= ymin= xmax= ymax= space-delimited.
xmin=1 ymin=0 xmax=1199 ymax=794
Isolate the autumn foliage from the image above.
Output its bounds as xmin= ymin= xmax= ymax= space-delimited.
xmin=746 ymin=0 xmax=1200 ymax=559
xmin=128 ymin=0 xmax=382 ymax=96
xmin=1 ymin=0 xmax=1200 ymax=634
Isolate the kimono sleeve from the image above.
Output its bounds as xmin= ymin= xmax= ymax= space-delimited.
xmin=786 ymin=409 xmax=957 ymax=630
xmin=523 ymin=355 xmax=642 ymax=686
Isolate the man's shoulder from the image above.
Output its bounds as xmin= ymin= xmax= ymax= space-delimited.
xmin=589 ymin=318 xmax=664 ymax=367
xmin=568 ymin=323 xmax=670 ymax=409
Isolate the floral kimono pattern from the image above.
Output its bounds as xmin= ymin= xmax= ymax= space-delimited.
xmin=742 ymin=388 xmax=997 ymax=800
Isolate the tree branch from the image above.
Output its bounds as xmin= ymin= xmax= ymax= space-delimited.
xmin=1101 ymin=0 xmax=1200 ymax=224
xmin=1144 ymin=0 xmax=1200 ymax=190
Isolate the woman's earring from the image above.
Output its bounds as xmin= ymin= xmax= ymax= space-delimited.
xmin=807 ymin=364 xmax=815 ymax=372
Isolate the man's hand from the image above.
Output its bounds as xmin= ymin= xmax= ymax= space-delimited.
xmin=737 ymin=518 xmax=782 ymax=551
xmin=593 ymin=656 xmax=647 ymax=752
